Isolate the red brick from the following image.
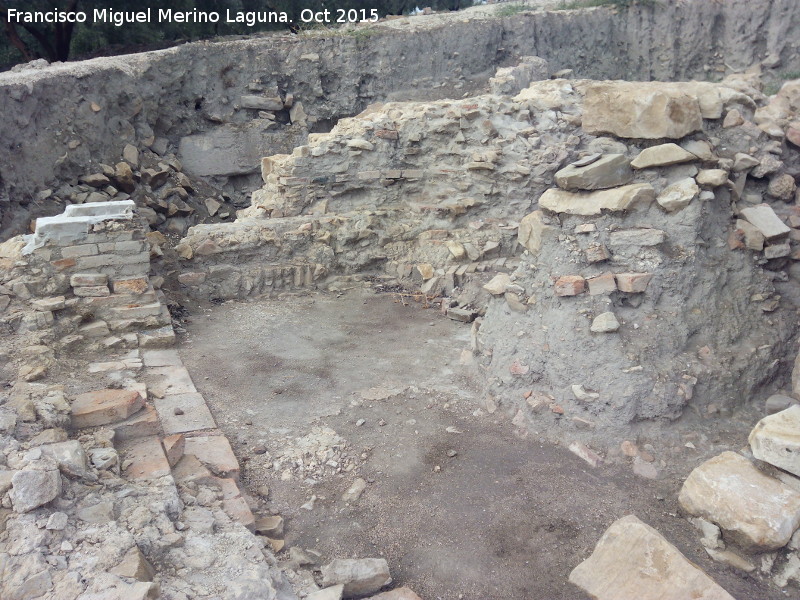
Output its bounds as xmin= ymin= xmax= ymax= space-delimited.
xmin=119 ymin=436 xmax=171 ymax=480
xmin=184 ymin=434 xmax=240 ymax=479
xmin=554 ymin=275 xmax=586 ymax=296
xmin=615 ymin=272 xmax=653 ymax=293
xmin=111 ymin=405 xmax=160 ymax=440
xmin=71 ymin=389 xmax=144 ymax=428
xmin=51 ymin=258 xmax=77 ymax=271
xmin=223 ymin=496 xmax=255 ymax=530
xmin=112 ymin=277 xmax=149 ymax=295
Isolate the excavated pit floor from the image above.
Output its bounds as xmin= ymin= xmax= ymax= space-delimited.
xmin=177 ymin=289 xmax=782 ymax=600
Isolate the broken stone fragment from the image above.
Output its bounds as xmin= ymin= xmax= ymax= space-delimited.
xmin=321 ymin=558 xmax=392 ymax=598
xmin=568 ymin=441 xmax=602 ymax=467
xmin=696 ymin=169 xmax=728 ymax=187
xmin=110 ymin=546 xmax=155 ymax=582
xmin=631 ymin=143 xmax=697 ymax=169
xmin=308 ymin=585 xmax=345 ymax=600
xmin=590 ymin=312 xmax=620 ymax=333
xmin=678 ymin=451 xmax=800 ymax=551
xmin=732 ymin=153 xmax=760 ymax=171
xmin=254 ymin=515 xmax=284 ymax=537
xmin=554 ymin=153 xmax=632 ymax=191
xmin=483 ymin=273 xmax=511 ymax=295
xmin=765 ymin=394 xmax=798 ymax=415
xmin=240 ymin=95 xmax=283 ymax=111
xmin=767 ymin=173 xmax=796 ymax=201
xmin=740 ymin=204 xmax=791 ymax=241
xmin=10 ymin=468 xmax=61 ymax=513
xmin=539 ymin=183 xmax=655 ymax=216
xmin=342 ymin=477 xmax=368 ymax=503
xmin=749 ymin=405 xmax=800 ymax=477
xmin=517 ymin=210 xmax=554 ymax=254
xmin=657 ymin=177 xmax=699 ymax=212
xmin=569 ymin=515 xmax=735 ymax=600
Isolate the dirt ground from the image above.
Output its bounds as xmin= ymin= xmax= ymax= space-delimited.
xmin=177 ymin=288 xmax=786 ymax=600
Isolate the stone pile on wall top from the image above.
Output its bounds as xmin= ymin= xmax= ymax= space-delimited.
xmin=22 ymin=200 xmax=135 ymax=254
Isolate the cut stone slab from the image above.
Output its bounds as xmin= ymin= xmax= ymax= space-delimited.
xmin=631 ymin=143 xmax=698 ymax=169
xmin=539 ymin=184 xmax=654 ymax=216
xmin=146 ymin=365 xmax=197 ymax=397
xmin=138 ymin=326 xmax=176 ymax=348
xmin=517 ymin=210 xmax=555 ymax=254
xmin=111 ymin=405 xmax=160 ymax=440
xmin=142 ymin=349 xmax=182 ymax=367
xmin=749 ymin=405 xmax=800 ymax=477
xmin=10 ymin=469 xmax=61 ymax=513
xmin=184 ymin=434 xmax=240 ymax=479
xmin=321 ymin=558 xmax=392 ymax=598
xmin=554 ymin=153 xmax=632 ymax=191
xmin=119 ymin=436 xmax=171 ymax=480
xmin=71 ymin=389 xmax=144 ymax=429
xmin=740 ymin=204 xmax=791 ymax=241
xmin=162 ymin=433 xmax=185 ymax=467
xmin=569 ymin=515 xmax=735 ymax=600
xmin=657 ymin=177 xmax=699 ymax=212
xmin=581 ymin=81 xmax=703 ymax=139
xmin=678 ymin=451 xmax=800 ymax=551
xmin=155 ymin=393 xmax=216 ymax=434
xmin=608 ymin=228 xmax=666 ymax=248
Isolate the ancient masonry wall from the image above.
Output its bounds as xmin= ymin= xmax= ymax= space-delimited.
xmin=1 ymin=0 xmax=799 ymax=236
xmin=0 ymin=202 xmax=287 ymax=599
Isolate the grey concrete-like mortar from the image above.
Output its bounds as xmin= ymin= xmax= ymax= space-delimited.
xmin=0 ymin=0 xmax=798 ymax=237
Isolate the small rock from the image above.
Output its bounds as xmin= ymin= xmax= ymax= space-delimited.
xmin=342 ymin=478 xmax=368 ymax=503
xmin=590 ymin=312 xmax=620 ymax=333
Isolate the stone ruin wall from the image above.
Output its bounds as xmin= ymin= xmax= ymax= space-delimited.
xmin=176 ymin=73 xmax=800 ymax=437
xmin=1 ymin=0 xmax=799 ymax=237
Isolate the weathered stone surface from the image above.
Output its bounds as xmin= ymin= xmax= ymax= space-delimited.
xmin=71 ymin=389 xmax=144 ymax=429
xmin=517 ymin=210 xmax=554 ymax=253
xmin=110 ymin=546 xmax=155 ymax=582
xmin=342 ymin=477 xmax=368 ymax=503
xmin=10 ymin=469 xmax=61 ymax=512
xmin=740 ymin=204 xmax=791 ymax=241
xmin=184 ymin=434 xmax=240 ymax=478
xmin=321 ymin=558 xmax=391 ymax=598
xmin=608 ymin=228 xmax=666 ymax=248
xmin=657 ymin=177 xmax=699 ymax=212
xmin=749 ymin=405 xmax=800 ymax=477
xmin=119 ymin=436 xmax=171 ymax=480
xmin=631 ymin=143 xmax=697 ymax=169
xmin=367 ymin=588 xmax=423 ymax=600
xmin=240 ymin=95 xmax=283 ymax=111
xmin=587 ymin=272 xmax=616 ymax=295
xmin=765 ymin=394 xmax=798 ymax=415
xmin=308 ymin=585 xmax=344 ymax=600
xmin=254 ymin=515 xmax=284 ymax=537
xmin=39 ymin=440 xmax=88 ymax=476
xmin=569 ymin=515 xmax=734 ymax=600
xmin=554 ymin=154 xmax=632 ymax=190
xmin=581 ymin=82 xmax=703 ymax=139
xmin=590 ymin=312 xmax=620 ymax=333
xmin=483 ymin=273 xmax=511 ymax=295
xmin=154 ymin=393 xmax=216 ymax=435
xmin=696 ymin=169 xmax=728 ymax=187
xmin=678 ymin=451 xmax=800 ymax=551
xmin=539 ymin=184 xmax=654 ymax=216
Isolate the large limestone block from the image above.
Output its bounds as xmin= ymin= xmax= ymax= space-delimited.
xmin=581 ymin=82 xmax=703 ymax=139
xmin=554 ymin=154 xmax=632 ymax=190
xmin=538 ymin=184 xmax=654 ymax=216
xmin=517 ymin=210 xmax=555 ymax=253
xmin=10 ymin=469 xmax=61 ymax=513
xmin=678 ymin=451 xmax=800 ymax=551
xmin=749 ymin=405 xmax=800 ymax=477
xmin=569 ymin=515 xmax=734 ymax=600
